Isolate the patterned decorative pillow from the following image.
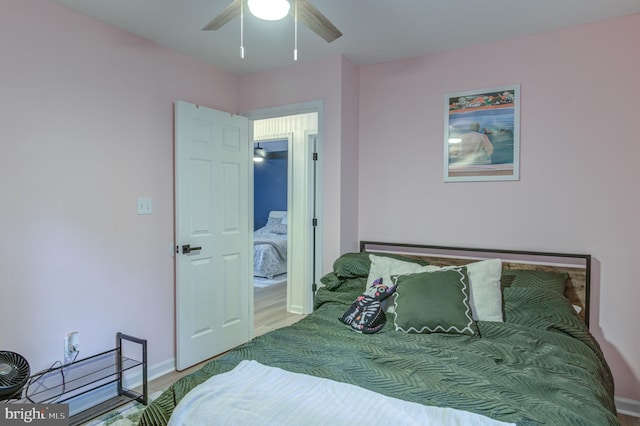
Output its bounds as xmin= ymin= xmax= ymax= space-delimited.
xmin=339 ymin=278 xmax=397 ymax=333
xmin=340 ymin=302 xmax=387 ymax=334
xmin=391 ymin=267 xmax=477 ymax=336
xmin=361 ymin=278 xmax=397 ymax=301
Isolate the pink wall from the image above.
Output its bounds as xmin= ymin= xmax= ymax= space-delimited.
xmin=0 ymin=0 xmax=238 ymax=371
xmin=358 ymin=14 xmax=640 ymax=400
xmin=339 ymin=58 xmax=360 ymax=253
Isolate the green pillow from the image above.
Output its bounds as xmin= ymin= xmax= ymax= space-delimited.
xmin=391 ymin=267 xmax=477 ymax=336
xmin=319 ymin=272 xmax=343 ymax=291
xmin=332 ymin=253 xmax=372 ymax=278
xmin=502 ymin=269 xmax=569 ymax=295
xmin=332 ymin=252 xmax=429 ymax=279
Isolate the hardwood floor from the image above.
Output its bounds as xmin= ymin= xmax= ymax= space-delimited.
xmin=253 ymin=281 xmax=306 ymax=336
xmin=620 ymin=413 xmax=640 ymax=426
xmin=143 ymin=283 xmax=639 ymax=424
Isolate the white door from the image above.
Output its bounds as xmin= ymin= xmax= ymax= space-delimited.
xmin=175 ymin=101 xmax=251 ymax=371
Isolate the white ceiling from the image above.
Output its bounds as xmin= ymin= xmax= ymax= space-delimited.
xmin=52 ymin=0 xmax=640 ymax=75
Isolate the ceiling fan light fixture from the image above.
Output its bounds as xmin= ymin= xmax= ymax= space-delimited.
xmin=247 ymin=0 xmax=291 ymax=21
xmin=253 ymin=146 xmax=267 ymax=162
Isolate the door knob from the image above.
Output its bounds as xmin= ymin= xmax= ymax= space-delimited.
xmin=182 ymin=244 xmax=202 ymax=254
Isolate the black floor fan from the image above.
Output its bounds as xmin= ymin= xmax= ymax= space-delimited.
xmin=0 ymin=351 xmax=30 ymax=401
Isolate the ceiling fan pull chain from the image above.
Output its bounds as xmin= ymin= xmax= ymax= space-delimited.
xmin=294 ymin=0 xmax=298 ymax=61
xmin=240 ymin=0 xmax=245 ymax=58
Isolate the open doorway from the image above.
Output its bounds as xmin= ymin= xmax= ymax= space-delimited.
xmin=250 ymin=110 xmax=321 ymax=336
xmin=253 ymin=139 xmax=288 ymax=287
xmin=252 ymin=139 xmax=291 ymax=335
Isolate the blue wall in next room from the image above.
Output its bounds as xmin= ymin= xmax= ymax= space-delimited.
xmin=254 ymin=148 xmax=288 ymax=230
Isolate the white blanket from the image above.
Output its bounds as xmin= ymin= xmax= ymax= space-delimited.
xmin=168 ymin=360 xmax=515 ymax=426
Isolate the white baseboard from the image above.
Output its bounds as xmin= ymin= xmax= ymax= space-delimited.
xmin=66 ymin=357 xmax=175 ymax=416
xmin=616 ymin=396 xmax=640 ymax=418
xmin=120 ymin=357 xmax=176 ymax=389
xmin=148 ymin=357 xmax=177 ymax=383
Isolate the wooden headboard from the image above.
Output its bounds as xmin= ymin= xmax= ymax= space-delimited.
xmin=360 ymin=241 xmax=591 ymax=327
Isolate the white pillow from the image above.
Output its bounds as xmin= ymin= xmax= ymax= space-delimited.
xmin=366 ymin=254 xmax=503 ymax=322
xmin=443 ymin=259 xmax=503 ymax=322
xmin=366 ymin=255 xmax=438 ymax=288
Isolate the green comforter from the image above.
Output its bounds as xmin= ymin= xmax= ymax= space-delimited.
xmin=139 ymin=272 xmax=617 ymax=425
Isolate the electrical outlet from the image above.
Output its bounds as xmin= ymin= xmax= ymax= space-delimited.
xmin=64 ymin=331 xmax=80 ymax=361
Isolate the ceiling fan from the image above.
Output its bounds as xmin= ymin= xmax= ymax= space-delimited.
xmin=202 ymin=0 xmax=342 ymax=43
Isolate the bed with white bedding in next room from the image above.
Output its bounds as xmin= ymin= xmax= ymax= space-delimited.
xmin=253 ymin=210 xmax=287 ymax=279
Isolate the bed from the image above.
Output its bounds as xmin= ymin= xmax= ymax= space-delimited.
xmin=140 ymin=241 xmax=618 ymax=425
xmin=253 ymin=210 xmax=287 ymax=279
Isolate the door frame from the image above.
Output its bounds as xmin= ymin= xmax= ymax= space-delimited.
xmin=244 ymin=100 xmax=324 ymax=316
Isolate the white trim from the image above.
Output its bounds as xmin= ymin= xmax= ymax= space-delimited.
xmin=66 ymin=357 xmax=175 ymax=416
xmin=616 ymin=396 xmax=640 ymax=418
xmin=248 ymin=123 xmax=256 ymax=340
xmin=68 ymin=385 xmax=117 ymax=416
xmin=309 ymin=133 xmax=323 ymax=310
xmin=114 ymin=356 xmax=177 ymax=392
xmin=253 ymin=132 xmax=292 ymax=143
xmin=148 ymin=357 xmax=177 ymax=383
xmin=242 ymin=100 xmax=323 ymax=121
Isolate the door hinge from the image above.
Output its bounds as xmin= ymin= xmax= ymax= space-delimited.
xmin=312 ymin=283 xmax=318 ymax=292
xmin=313 ymin=152 xmax=318 ymax=161
xmin=312 ymin=218 xmax=318 ymax=227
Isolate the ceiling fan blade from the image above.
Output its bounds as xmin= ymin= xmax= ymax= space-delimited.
xmin=202 ymin=0 xmax=242 ymax=31
xmin=295 ymin=0 xmax=342 ymax=43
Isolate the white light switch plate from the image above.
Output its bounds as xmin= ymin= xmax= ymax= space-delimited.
xmin=137 ymin=197 xmax=153 ymax=215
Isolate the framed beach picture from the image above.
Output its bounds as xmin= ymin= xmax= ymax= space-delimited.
xmin=444 ymin=85 xmax=520 ymax=182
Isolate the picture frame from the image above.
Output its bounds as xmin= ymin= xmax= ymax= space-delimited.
xmin=444 ymin=85 xmax=520 ymax=182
